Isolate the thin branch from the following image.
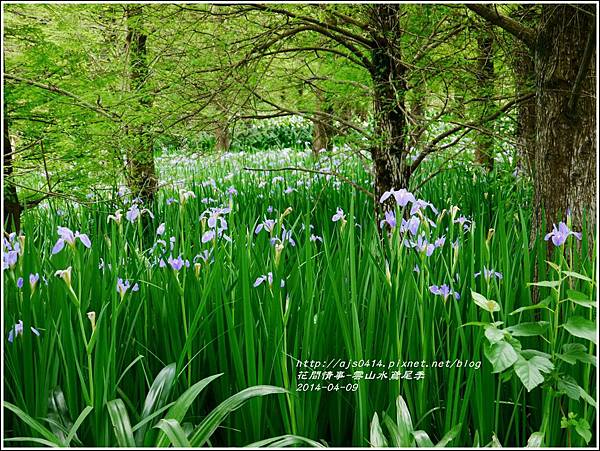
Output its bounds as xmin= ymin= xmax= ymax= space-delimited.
xmin=466 ymin=5 xmax=536 ymax=48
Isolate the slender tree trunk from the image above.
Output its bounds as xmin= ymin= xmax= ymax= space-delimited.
xmin=532 ymin=4 xmax=596 ymax=239
xmin=474 ymin=24 xmax=495 ymax=170
xmin=369 ymin=5 xmax=410 ymax=204
xmin=312 ymin=91 xmax=334 ymax=156
xmin=214 ymin=120 xmax=231 ymax=153
xmin=125 ymin=6 xmax=157 ymax=203
xmin=3 ymin=117 xmax=21 ymax=232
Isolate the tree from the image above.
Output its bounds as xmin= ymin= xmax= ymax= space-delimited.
xmin=467 ymin=4 xmax=596 ymax=238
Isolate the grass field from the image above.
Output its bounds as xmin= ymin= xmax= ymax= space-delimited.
xmin=3 ymin=147 xmax=596 ymax=447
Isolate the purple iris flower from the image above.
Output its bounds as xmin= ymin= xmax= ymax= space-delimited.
xmin=475 ymin=267 xmax=503 ymax=281
xmin=254 ymin=272 xmax=274 ymax=287
xmin=3 ymin=250 xmax=18 ymax=269
xmin=126 ymin=205 xmax=140 ymax=223
xmin=52 ymin=227 xmax=91 ymax=254
xmin=310 ymin=234 xmax=323 ymax=243
xmin=156 ymin=223 xmax=166 ymax=235
xmin=380 ymin=210 xmax=397 ymax=229
xmin=429 ymin=284 xmax=460 ymax=301
xmin=379 ymin=188 xmax=416 ymax=207
xmin=255 ymin=219 xmax=276 ymax=235
xmin=16 ymin=277 xmax=23 ymax=289
xmin=410 ymin=199 xmax=438 ymax=216
xmin=166 ymin=197 xmax=177 ymax=205
xmin=202 ymin=230 xmax=216 ymax=243
xmin=226 ymin=186 xmax=238 ymax=196
xmin=410 ymin=235 xmax=435 ymax=257
xmin=434 ymin=236 xmax=446 ymax=248
xmin=7 ymin=320 xmax=40 ymax=343
xmin=401 ymin=217 xmax=420 ymax=236
xmin=116 ymin=278 xmax=139 ymax=297
xmin=544 ymin=222 xmax=582 ymax=247
xmin=29 ymin=273 xmax=40 ymax=290
xmin=167 ymin=255 xmax=185 ymax=271
xmin=332 ymin=208 xmax=346 ymax=222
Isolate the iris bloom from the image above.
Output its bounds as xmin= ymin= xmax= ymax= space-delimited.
xmin=167 ymin=255 xmax=186 ymax=271
xmin=380 ymin=211 xmax=397 ymax=229
xmin=254 ymin=273 xmax=285 ymax=288
xmin=401 ymin=217 xmax=420 ymax=236
xmin=116 ymin=278 xmax=139 ymax=297
xmin=310 ymin=234 xmax=323 ymax=243
xmin=475 ymin=267 xmax=503 ymax=281
xmin=8 ymin=320 xmax=40 ymax=343
xmin=379 ymin=188 xmax=416 ymax=207
xmin=55 ymin=267 xmax=73 ymax=287
xmin=107 ymin=209 xmax=123 ymax=224
xmin=52 ymin=227 xmax=91 ymax=254
xmin=17 ymin=277 xmax=23 ymax=289
xmin=156 ymin=223 xmax=166 ymax=235
xmin=255 ymin=219 xmax=276 ymax=235
xmin=409 ymin=234 xmax=435 ymax=257
xmin=544 ymin=222 xmax=582 ymax=247
xmin=410 ymin=199 xmax=438 ymax=216
xmin=429 ymin=284 xmax=460 ymax=301
xmin=29 ymin=273 xmax=40 ymax=291
xmin=332 ymin=208 xmax=346 ymax=223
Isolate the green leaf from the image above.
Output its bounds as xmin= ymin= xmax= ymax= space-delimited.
xmin=189 ymin=385 xmax=286 ymax=447
xmin=484 ymin=325 xmax=505 ymax=344
xmin=514 ymin=356 xmax=553 ymax=392
xmin=412 ymin=430 xmax=434 ymax=447
xmin=369 ymin=412 xmax=388 ymax=447
xmin=562 ymin=271 xmax=594 ymax=283
xmin=528 ymin=280 xmax=561 ymax=288
xmin=506 ymin=321 xmax=549 ymax=337
xmin=525 ymin=431 xmax=544 ymax=447
xmin=471 ymin=290 xmax=500 ymax=313
xmin=435 ymin=423 xmax=461 ymax=447
xmin=574 ymin=419 xmax=592 ymax=444
xmin=245 ymin=435 xmax=325 ymax=447
xmin=136 ymin=362 xmax=177 ymax=445
xmin=395 ymin=395 xmax=415 ymax=447
xmin=510 ymin=297 xmax=552 ymax=315
xmin=107 ymin=399 xmax=136 ymax=447
xmin=484 ymin=341 xmax=519 ymax=373
xmin=557 ymin=343 xmax=596 ymax=366
xmin=563 ymin=317 xmax=597 ymax=344
xmin=155 ymin=373 xmax=223 ymax=447
xmin=3 ymin=402 xmax=63 ymax=447
xmin=566 ymin=289 xmax=596 ymax=308
xmin=154 ymin=419 xmax=191 ymax=447
xmin=65 ymin=405 xmax=93 ymax=446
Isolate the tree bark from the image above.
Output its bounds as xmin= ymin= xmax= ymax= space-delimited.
xmin=532 ymin=4 xmax=596 ymax=238
xmin=3 ymin=117 xmax=21 ymax=232
xmin=125 ymin=6 xmax=157 ymax=203
xmin=214 ymin=120 xmax=231 ymax=153
xmin=312 ymin=91 xmax=334 ymax=156
xmin=510 ymin=6 xmax=537 ymax=176
xmin=474 ymin=24 xmax=495 ymax=170
xmin=368 ymin=5 xmax=410 ymax=204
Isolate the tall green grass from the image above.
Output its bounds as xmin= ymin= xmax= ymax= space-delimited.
xmin=3 ymin=149 xmax=596 ymax=447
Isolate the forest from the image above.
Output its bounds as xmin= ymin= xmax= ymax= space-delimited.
xmin=2 ymin=2 xmax=598 ymax=448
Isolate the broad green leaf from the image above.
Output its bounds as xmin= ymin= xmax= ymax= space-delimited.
xmin=155 ymin=373 xmax=223 ymax=447
xmin=563 ymin=317 xmax=597 ymax=344
xmin=369 ymin=412 xmax=388 ymax=447
xmin=471 ymin=290 xmax=500 ymax=313
xmin=395 ymin=395 xmax=415 ymax=447
xmin=107 ymin=399 xmax=136 ymax=447
xmin=412 ymin=430 xmax=434 ymax=447
xmin=514 ymin=356 xmax=553 ymax=392
xmin=506 ymin=321 xmax=549 ymax=337
xmin=484 ymin=325 xmax=505 ymax=344
xmin=566 ymin=289 xmax=596 ymax=308
xmin=189 ymin=385 xmax=286 ymax=447
xmin=525 ymin=431 xmax=544 ymax=447
xmin=557 ymin=343 xmax=596 ymax=366
xmin=562 ymin=271 xmax=594 ymax=283
xmin=136 ymin=362 xmax=177 ymax=445
xmin=154 ymin=419 xmax=191 ymax=447
xmin=435 ymin=423 xmax=461 ymax=447
xmin=484 ymin=341 xmax=518 ymax=373
xmin=4 ymin=402 xmax=63 ymax=447
xmin=574 ymin=419 xmax=592 ymax=444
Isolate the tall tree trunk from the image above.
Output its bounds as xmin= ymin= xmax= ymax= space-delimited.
xmin=125 ymin=6 xmax=157 ymax=203
xmin=3 ymin=117 xmax=21 ymax=232
xmin=214 ymin=120 xmax=231 ymax=153
xmin=474 ymin=23 xmax=495 ymax=170
xmin=312 ymin=91 xmax=334 ymax=156
xmin=532 ymin=4 xmax=596 ymax=239
xmin=511 ymin=6 xmax=537 ymax=176
xmin=369 ymin=5 xmax=410 ymax=204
